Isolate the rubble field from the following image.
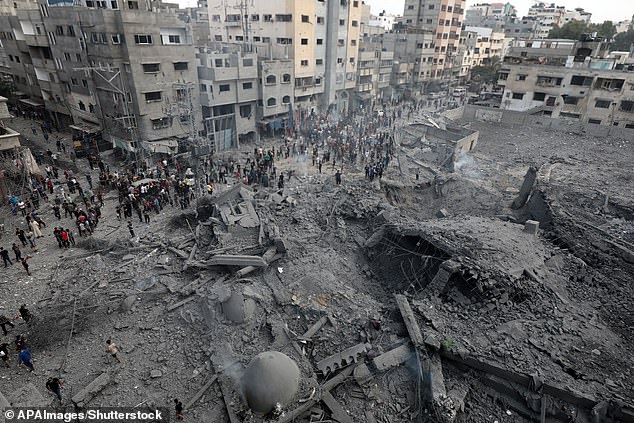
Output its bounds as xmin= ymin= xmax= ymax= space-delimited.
xmin=0 ymin=117 xmax=633 ymax=423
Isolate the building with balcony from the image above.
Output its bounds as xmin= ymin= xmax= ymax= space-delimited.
xmin=497 ymin=39 xmax=634 ymax=129
xmin=0 ymin=95 xmax=21 ymax=151
xmin=197 ymin=44 xmax=258 ymax=150
xmin=402 ymin=0 xmax=466 ymax=80
xmin=526 ymin=2 xmax=566 ymax=39
xmin=207 ymin=0 xmax=362 ymax=117
xmin=383 ymin=28 xmax=434 ymax=97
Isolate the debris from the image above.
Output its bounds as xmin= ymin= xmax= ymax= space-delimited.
xmin=523 ymin=220 xmax=540 ymax=235
xmin=242 ymin=351 xmax=300 ymax=414
xmin=72 ymin=373 xmax=111 ymax=407
xmin=150 ymin=369 xmax=163 ymax=378
xmin=184 ymin=374 xmax=219 ymax=409
xmin=316 ymin=342 xmax=370 ymax=374
xmin=394 ymin=294 xmax=425 ymax=348
xmin=321 ymin=391 xmax=354 ymax=423
xmin=208 ymin=255 xmax=268 ymax=267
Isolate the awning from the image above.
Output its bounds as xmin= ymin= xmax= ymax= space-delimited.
xmin=13 ymin=91 xmax=27 ymax=97
xmin=142 ymin=139 xmax=178 ymax=155
xmin=69 ymin=123 xmax=102 ymax=134
xmin=105 ymin=134 xmax=136 ymax=152
xmin=19 ymin=99 xmax=44 ymax=107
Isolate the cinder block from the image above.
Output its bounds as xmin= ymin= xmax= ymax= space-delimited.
xmin=524 ymin=220 xmax=539 ymax=235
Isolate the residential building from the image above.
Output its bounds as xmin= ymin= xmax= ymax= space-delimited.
xmin=354 ymin=34 xmax=394 ymax=108
xmin=369 ymin=10 xmax=397 ymax=32
xmin=527 ymin=2 xmax=566 ymax=39
xmin=0 ymin=95 xmax=20 ymax=151
xmin=615 ymin=20 xmax=632 ymax=34
xmin=464 ymin=26 xmax=506 ymax=66
xmin=457 ymin=30 xmax=477 ymax=81
xmin=503 ymin=16 xmax=539 ymax=39
xmin=197 ymin=44 xmax=258 ymax=150
xmin=496 ymin=38 xmax=634 ymax=129
xmin=0 ymin=0 xmax=202 ymax=159
xmin=207 ymin=0 xmax=361 ymax=118
xmin=383 ymin=28 xmax=435 ymax=97
xmin=465 ymin=2 xmax=516 ymax=26
xmin=402 ymin=0 xmax=466 ymax=80
xmin=562 ymin=8 xmax=591 ymax=24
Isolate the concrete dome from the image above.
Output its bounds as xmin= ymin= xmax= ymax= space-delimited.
xmin=242 ymin=351 xmax=300 ymax=414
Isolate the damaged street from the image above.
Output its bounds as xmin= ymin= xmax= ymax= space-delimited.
xmin=0 ymin=104 xmax=633 ymax=423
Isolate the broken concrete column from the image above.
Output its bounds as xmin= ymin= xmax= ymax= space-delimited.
xmin=512 ymin=166 xmax=538 ymax=209
xmin=523 ymin=220 xmax=539 ymax=235
xmin=436 ymin=208 xmax=449 ymax=218
xmin=242 ymin=351 xmax=300 ymax=414
xmin=72 ymin=372 xmax=110 ymax=407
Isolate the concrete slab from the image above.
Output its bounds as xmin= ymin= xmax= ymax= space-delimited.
xmin=71 ymin=372 xmax=110 ymax=407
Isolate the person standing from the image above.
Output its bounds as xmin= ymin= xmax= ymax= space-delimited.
xmin=0 ymin=247 xmax=13 ymax=267
xmin=46 ymin=378 xmax=64 ymax=403
xmin=127 ymin=222 xmax=135 ymax=238
xmin=30 ymin=220 xmax=43 ymax=238
xmin=0 ymin=342 xmax=9 ymax=368
xmin=20 ymin=256 xmax=32 ymax=276
xmin=12 ymin=243 xmax=22 ymax=261
xmin=174 ymin=399 xmax=184 ymax=420
xmin=0 ymin=314 xmax=15 ymax=335
xmin=335 ymin=169 xmax=342 ymax=185
xmin=105 ymin=339 xmax=122 ymax=363
xmin=18 ymin=347 xmax=34 ymax=372
xmin=15 ymin=228 xmax=27 ymax=247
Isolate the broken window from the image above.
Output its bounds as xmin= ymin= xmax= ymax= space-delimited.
xmin=536 ymin=75 xmax=563 ymax=87
xmin=596 ymin=78 xmax=624 ymax=91
xmin=570 ymin=75 xmax=592 ymax=86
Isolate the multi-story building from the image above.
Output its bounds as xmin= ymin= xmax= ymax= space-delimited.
xmin=496 ymin=38 xmax=634 ymax=129
xmin=354 ymin=34 xmax=393 ymax=108
xmin=402 ymin=0 xmax=466 ymax=80
xmin=562 ymin=8 xmax=591 ymax=24
xmin=197 ymin=44 xmax=258 ymax=150
xmin=503 ymin=16 xmax=539 ymax=39
xmin=369 ymin=10 xmax=397 ymax=32
xmin=0 ymin=95 xmax=21 ymax=152
xmin=464 ymin=26 xmax=506 ymax=66
xmin=615 ymin=20 xmax=632 ymax=34
xmin=527 ymin=2 xmax=566 ymax=39
xmin=207 ymin=0 xmax=361 ymax=117
xmin=0 ymin=0 xmax=202 ymax=159
xmin=465 ymin=2 xmax=516 ymax=27
xmin=383 ymin=28 xmax=434 ymax=96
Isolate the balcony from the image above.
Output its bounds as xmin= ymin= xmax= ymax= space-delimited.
xmin=356 ymin=83 xmax=372 ymax=92
xmin=31 ymin=57 xmax=56 ymax=71
xmin=24 ymin=33 xmax=49 ymax=47
xmin=359 ymin=68 xmax=372 ymax=76
xmin=0 ymin=126 xmax=21 ymax=151
xmin=225 ymin=20 xmax=241 ymax=27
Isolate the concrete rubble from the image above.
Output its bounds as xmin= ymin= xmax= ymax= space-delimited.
xmin=1 ymin=116 xmax=633 ymax=423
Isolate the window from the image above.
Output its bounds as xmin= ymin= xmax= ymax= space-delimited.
xmin=67 ymin=26 xmax=75 ymax=36
xmin=282 ymin=74 xmax=291 ymax=83
xmin=152 ymin=117 xmax=170 ymax=129
xmin=78 ymin=101 xmax=85 ymax=111
xmin=282 ymin=95 xmax=290 ymax=104
xmin=428 ymin=4 xmax=434 ymax=9
xmin=253 ymin=36 xmax=260 ymax=42
xmin=200 ymin=84 xmax=207 ymax=92
xmin=512 ymin=92 xmax=524 ymax=100
xmin=111 ymin=0 xmax=118 ymax=8
xmin=173 ymin=61 xmax=188 ymax=70
xmin=264 ymin=14 xmax=272 ymax=22
xmin=214 ymin=59 xmax=223 ymax=67
xmin=620 ymin=100 xmax=634 ymax=112
xmin=128 ymin=0 xmax=138 ymax=8
xmin=64 ymin=52 xmax=71 ymax=61
xmin=277 ymin=37 xmax=292 ymax=44
xmin=337 ymin=58 xmax=343 ymax=64
xmin=88 ymin=104 xmax=95 ymax=113
xmin=516 ymin=74 xmax=527 ymax=81
xmin=301 ymin=60 xmax=308 ymax=66
xmin=588 ymin=118 xmax=601 ymax=124
xmin=239 ymin=104 xmax=251 ymax=118
xmin=211 ymin=14 xmax=220 ymax=22
xmin=339 ymin=19 xmax=345 ymax=26
xmin=166 ymin=34 xmax=181 ymax=44
xmin=301 ymin=15 xmax=309 ymax=23
xmin=338 ymin=39 xmax=344 ymax=46
xmin=595 ymin=99 xmax=611 ymax=108
xmin=111 ymin=34 xmax=121 ymax=44
xmin=353 ymin=0 xmax=358 ymax=6
xmin=351 ymin=40 xmax=356 ymax=46
xmin=316 ymin=39 xmax=323 ymax=45
xmin=219 ymin=84 xmax=230 ymax=92
xmin=349 ymin=57 xmax=355 ymax=64
xmin=276 ymin=14 xmax=292 ymax=22
xmin=76 ymin=53 xmax=82 ymax=61
xmin=564 ymin=96 xmax=579 ymax=105
xmin=265 ymin=75 xmax=276 ymax=85
xmin=214 ymin=35 xmax=222 ymax=41
xmin=301 ymin=38 xmax=308 ymax=45
xmin=243 ymin=58 xmax=253 ymax=66
xmin=316 ymin=59 xmax=323 ymax=65
xmin=317 ymin=17 xmax=324 ymax=24
xmin=142 ymin=63 xmax=160 ymax=73
xmin=242 ymin=82 xmax=252 ymax=90
xmin=266 ymin=97 xmax=276 ymax=106
xmin=56 ymin=25 xmax=64 ymax=36
xmin=315 ymin=77 xmax=322 ymax=85
xmin=82 ymin=79 xmax=88 ymax=87
xmin=71 ymin=77 xmax=78 ymax=85
xmin=134 ymin=34 xmax=153 ymax=44
xmin=144 ymin=91 xmax=162 ymax=102
xmin=351 ymin=20 xmax=358 ymax=27
xmin=251 ymin=14 xmax=259 ymax=21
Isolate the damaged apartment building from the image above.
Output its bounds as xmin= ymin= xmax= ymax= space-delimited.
xmin=498 ymin=36 xmax=634 ymax=129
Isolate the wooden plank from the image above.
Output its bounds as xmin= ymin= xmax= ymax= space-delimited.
xmin=184 ymin=374 xmax=218 ymax=409
xmin=321 ymin=392 xmax=354 ymax=423
xmin=394 ymin=294 xmax=424 ymax=348
xmin=300 ymin=316 xmax=329 ymax=340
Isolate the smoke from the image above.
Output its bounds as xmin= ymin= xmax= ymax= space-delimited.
xmin=454 ymin=153 xmax=482 ymax=179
